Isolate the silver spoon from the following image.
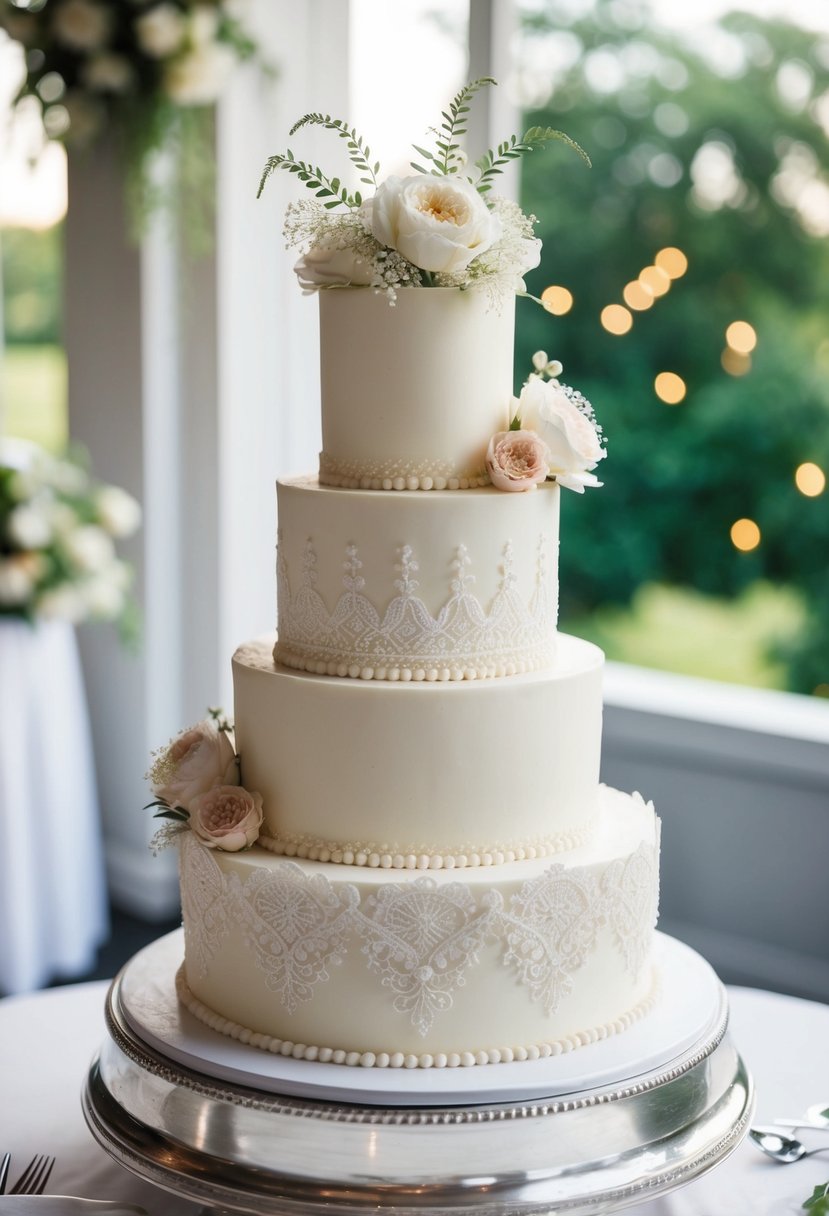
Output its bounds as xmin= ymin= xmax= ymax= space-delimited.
xmin=750 ymin=1128 xmax=829 ymax=1164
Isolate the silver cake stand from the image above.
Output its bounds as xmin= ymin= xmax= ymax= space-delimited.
xmin=83 ymin=931 xmax=753 ymax=1215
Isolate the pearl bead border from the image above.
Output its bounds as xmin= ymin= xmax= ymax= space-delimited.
xmin=274 ymin=645 xmax=554 ymax=683
xmin=319 ymin=471 xmax=490 ymax=492
xmin=257 ymin=824 xmax=595 ymax=870
xmin=176 ymin=966 xmax=661 ymax=1070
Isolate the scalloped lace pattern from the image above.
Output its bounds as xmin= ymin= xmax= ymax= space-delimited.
xmin=319 ymin=450 xmax=489 ymax=491
xmin=257 ymin=821 xmax=596 ymax=870
xmin=179 ymin=827 xmax=659 ymax=1044
xmin=276 ymin=537 xmax=557 ymax=679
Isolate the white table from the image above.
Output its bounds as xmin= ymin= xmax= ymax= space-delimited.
xmin=0 ymin=980 xmax=827 ymax=1215
xmin=0 ymin=618 xmax=109 ymax=995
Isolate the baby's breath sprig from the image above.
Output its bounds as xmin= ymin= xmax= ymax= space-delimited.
xmin=289 ymin=114 xmax=381 ymax=190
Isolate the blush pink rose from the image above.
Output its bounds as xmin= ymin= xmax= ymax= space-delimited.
xmin=189 ymin=785 xmax=264 ymax=851
xmin=486 ymin=429 xmax=550 ymax=492
xmin=150 ymin=720 xmax=239 ymax=810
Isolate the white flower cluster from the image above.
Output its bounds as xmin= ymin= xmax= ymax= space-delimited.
xmin=0 ymin=442 xmax=141 ymax=626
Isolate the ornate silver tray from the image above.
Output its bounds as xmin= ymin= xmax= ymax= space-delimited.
xmin=83 ymin=932 xmax=753 ymax=1215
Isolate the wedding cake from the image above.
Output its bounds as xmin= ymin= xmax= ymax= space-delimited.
xmin=147 ymin=84 xmax=662 ymax=1072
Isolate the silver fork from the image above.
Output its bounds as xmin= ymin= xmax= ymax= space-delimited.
xmin=9 ymin=1154 xmax=56 ymax=1195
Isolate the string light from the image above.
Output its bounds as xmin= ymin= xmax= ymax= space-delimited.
xmin=726 ymin=321 xmax=757 ymax=354
xmin=623 ymin=281 xmax=655 ymax=311
xmin=541 ymin=285 xmax=573 ymax=315
xmin=639 ymin=265 xmax=671 ymax=297
xmin=721 ymin=348 xmax=752 ymax=376
xmin=654 ymin=372 xmax=686 ymax=403
xmin=655 ymin=247 xmax=688 ymax=279
xmin=795 ymin=462 xmax=826 ymax=497
xmin=600 ymin=304 xmax=633 ymax=334
xmin=730 ymin=518 xmax=761 ymax=551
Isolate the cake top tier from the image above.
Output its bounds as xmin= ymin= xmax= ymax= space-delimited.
xmin=258 ymin=81 xmax=607 ymax=493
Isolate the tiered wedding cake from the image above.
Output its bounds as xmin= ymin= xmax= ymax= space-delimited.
xmin=148 ymin=85 xmax=662 ymax=1072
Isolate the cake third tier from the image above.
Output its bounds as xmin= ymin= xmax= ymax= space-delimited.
xmin=275 ymin=477 xmax=560 ymax=680
xmin=234 ymin=633 xmax=602 ymax=868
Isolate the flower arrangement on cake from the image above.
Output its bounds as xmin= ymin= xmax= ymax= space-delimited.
xmin=0 ymin=0 xmax=265 ymax=224
xmin=0 ymin=441 xmax=141 ymax=632
xmin=258 ymin=77 xmax=590 ymax=301
xmin=146 ymin=708 xmax=263 ymax=853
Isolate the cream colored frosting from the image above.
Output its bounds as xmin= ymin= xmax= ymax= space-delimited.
xmin=275 ymin=478 xmax=560 ymax=679
xmin=233 ymin=634 xmax=603 ymax=858
xmin=180 ymin=788 xmax=661 ymax=1064
xmin=318 ymin=287 xmax=514 ymax=488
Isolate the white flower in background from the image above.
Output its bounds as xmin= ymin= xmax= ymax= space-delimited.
xmin=95 ymin=485 xmax=142 ymax=538
xmin=531 ymin=350 xmax=563 ymax=378
xmin=52 ymin=0 xmax=112 ymax=52
xmin=164 ymin=41 xmax=236 ymax=105
xmin=63 ymin=524 xmax=115 ymax=573
xmin=294 ymin=245 xmax=374 ymax=291
xmin=370 ymin=174 xmax=501 ymax=274
xmin=82 ymin=574 xmax=127 ymax=618
xmin=518 ymin=378 xmax=605 ymax=493
xmin=134 ymin=4 xmax=186 ymax=58
xmin=149 ymin=720 xmax=240 ymax=810
xmin=47 ymin=454 xmax=88 ymax=495
xmin=190 ymin=5 xmax=220 ymax=45
xmin=83 ymin=53 xmax=135 ymax=94
xmin=0 ymin=557 xmax=37 ymax=606
xmin=189 ymin=785 xmax=263 ymax=851
xmin=7 ymin=503 xmax=52 ymax=549
xmin=36 ymin=584 xmax=87 ymax=624
xmin=48 ymin=501 xmax=79 ymax=538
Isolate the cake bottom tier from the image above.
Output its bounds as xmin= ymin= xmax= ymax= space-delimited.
xmin=179 ymin=787 xmax=660 ymax=1068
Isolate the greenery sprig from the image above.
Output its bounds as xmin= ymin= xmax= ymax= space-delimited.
xmin=804 ymin=1182 xmax=829 ymax=1214
xmin=257 ymin=151 xmax=364 ymax=208
xmin=410 ymin=76 xmax=496 ymax=176
xmin=143 ymin=798 xmax=190 ymax=823
xmin=475 ymin=127 xmax=591 ymax=193
xmin=289 ymin=114 xmax=381 ymax=189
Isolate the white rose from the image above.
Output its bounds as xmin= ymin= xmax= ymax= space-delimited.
xmin=52 ymin=0 xmax=112 ymax=51
xmin=164 ymin=42 xmax=236 ymax=105
xmin=7 ymin=503 xmax=52 ymax=549
xmin=0 ymin=557 xmax=36 ymax=606
xmin=294 ymin=245 xmax=375 ymax=292
xmin=135 ymin=4 xmax=186 ymax=58
xmin=83 ymin=52 xmax=134 ymax=93
xmin=95 ymin=485 xmax=142 ymax=537
xmin=150 ymin=720 xmax=240 ymax=810
xmin=370 ymin=174 xmax=501 ymax=274
xmin=62 ymin=524 xmax=115 ymax=572
xmin=518 ymin=379 xmax=605 ymax=493
xmin=36 ymin=584 xmax=87 ymax=623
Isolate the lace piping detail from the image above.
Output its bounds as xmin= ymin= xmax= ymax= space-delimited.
xmin=257 ymin=822 xmax=596 ymax=870
xmin=276 ymin=537 xmax=557 ymax=680
xmin=180 ymin=825 xmax=659 ymax=1039
xmin=319 ymin=450 xmax=489 ymax=491
xmin=178 ymin=964 xmax=661 ymax=1069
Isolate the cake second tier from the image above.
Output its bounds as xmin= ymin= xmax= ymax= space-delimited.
xmin=233 ymin=634 xmax=603 ymax=868
xmin=275 ymin=477 xmax=560 ymax=680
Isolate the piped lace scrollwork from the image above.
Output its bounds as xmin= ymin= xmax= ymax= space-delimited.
xmin=319 ymin=450 xmax=489 ymax=491
xmin=275 ymin=536 xmax=557 ymax=680
xmin=179 ymin=824 xmax=660 ymax=1047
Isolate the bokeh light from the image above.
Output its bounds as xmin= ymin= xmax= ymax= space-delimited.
xmin=600 ymin=304 xmax=633 ymax=334
xmin=721 ymin=348 xmax=752 ymax=376
xmin=654 ymin=371 xmax=686 ymax=403
xmin=726 ymin=320 xmax=757 ymax=354
xmin=623 ymin=280 xmax=655 ymax=311
xmin=639 ymin=265 xmax=671 ymax=297
xmin=730 ymin=518 xmax=761 ymax=551
xmin=541 ymin=285 xmax=574 ymax=315
xmin=655 ymin=246 xmax=688 ymax=279
xmin=795 ymin=462 xmax=826 ymax=497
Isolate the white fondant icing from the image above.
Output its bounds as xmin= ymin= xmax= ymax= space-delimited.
xmin=232 ymin=635 xmax=603 ymax=855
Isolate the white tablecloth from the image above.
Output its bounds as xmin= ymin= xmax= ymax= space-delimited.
xmin=0 ymin=619 xmax=108 ymax=995
xmin=0 ymin=981 xmax=827 ymax=1215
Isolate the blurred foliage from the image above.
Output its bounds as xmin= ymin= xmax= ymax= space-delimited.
xmin=2 ymin=224 xmax=62 ymax=345
xmin=2 ymin=345 xmax=67 ymax=452
xmin=517 ymin=0 xmax=829 ymax=695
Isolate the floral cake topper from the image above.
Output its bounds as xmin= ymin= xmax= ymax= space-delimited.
xmin=487 ymin=354 xmax=606 ymax=494
xmin=146 ymin=709 xmax=263 ymax=853
xmin=258 ymin=77 xmax=590 ymax=300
